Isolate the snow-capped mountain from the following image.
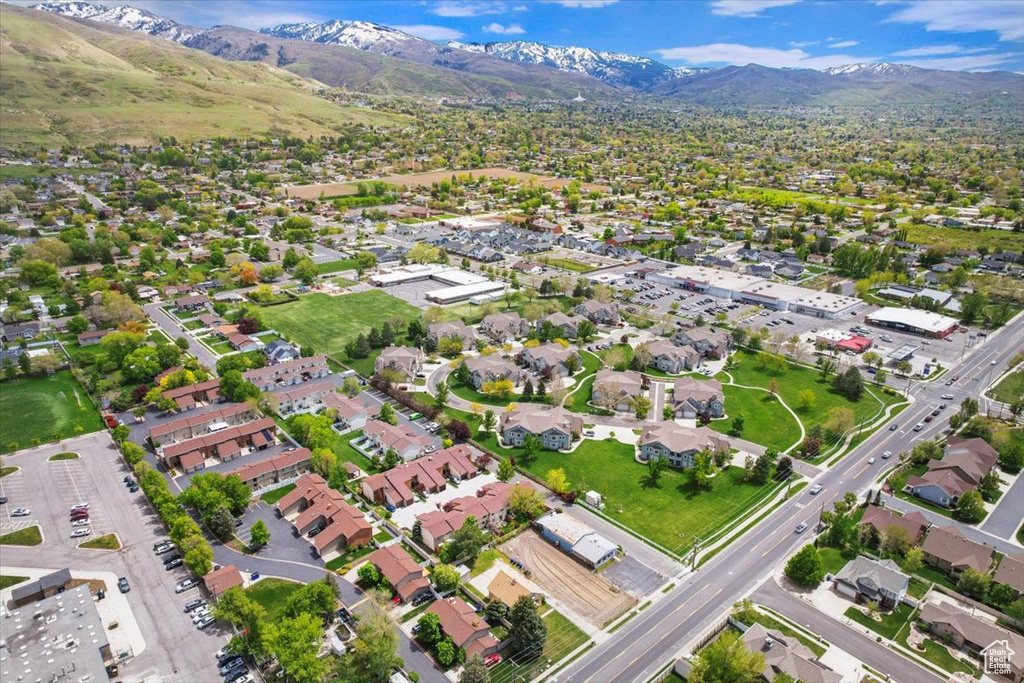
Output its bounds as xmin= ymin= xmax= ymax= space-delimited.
xmin=823 ymin=62 xmax=917 ymax=78
xmin=30 ymin=1 xmax=198 ymax=42
xmin=447 ymin=40 xmax=685 ymax=89
xmin=260 ymin=20 xmax=429 ymax=53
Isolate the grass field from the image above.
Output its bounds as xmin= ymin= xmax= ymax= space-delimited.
xmin=48 ymin=452 xmax=80 ymax=461
xmin=844 ymin=603 xmax=913 ymax=640
xmin=818 ymin=546 xmax=856 ymax=577
xmin=488 ymin=608 xmax=588 ymax=682
xmin=537 ymin=255 xmax=597 ymax=273
xmin=1 ymin=467 xmax=18 ymax=478
xmin=262 ymin=291 xmax=421 ymax=361
xmin=0 ymin=372 xmax=104 ymax=454
xmin=0 ymin=575 xmax=29 ymax=590
xmin=989 ymin=370 xmax=1024 ymax=404
xmin=901 ymin=633 xmax=980 ymax=677
xmin=477 ymin=434 xmax=777 ymax=554
xmin=79 ymin=533 xmax=121 ymax=550
xmin=316 ymin=259 xmax=360 ymax=275
xmin=260 ymin=484 xmax=297 ymax=505
xmin=903 ymin=223 xmax=1024 ymax=253
xmin=245 ymin=578 xmax=303 ymax=622
xmin=0 ymin=526 xmax=42 ymax=546
xmin=706 ymin=385 xmax=803 ymax=451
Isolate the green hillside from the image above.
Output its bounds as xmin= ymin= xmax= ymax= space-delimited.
xmin=0 ymin=6 xmax=402 ymax=146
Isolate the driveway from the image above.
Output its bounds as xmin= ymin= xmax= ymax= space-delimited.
xmin=601 ymin=555 xmax=665 ymax=599
xmin=980 ymin=471 xmax=1024 ymax=540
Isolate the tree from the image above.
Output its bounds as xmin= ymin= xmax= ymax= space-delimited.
xmin=831 ymin=366 xmax=864 ymax=400
xmin=819 ymin=358 xmax=837 ymax=380
xmin=111 ymin=424 xmax=130 ymax=444
xmin=520 ymin=433 xmax=541 ymax=466
xmin=431 ymin=564 xmax=461 ymax=593
xmin=283 ymin=577 xmax=338 ymax=623
xmin=460 ymin=654 xmax=490 ymax=683
xmin=378 ymin=402 xmax=398 ymax=425
xmin=249 ymin=520 xmax=270 ymax=549
xmin=959 ymin=291 xmax=988 ymax=324
xmin=349 ymin=592 xmax=401 ymax=683
xmin=67 ymin=316 xmax=89 ymax=334
xmin=355 ymin=251 xmax=378 ymax=279
xmin=264 ymin=613 xmax=327 ymax=683
xmin=796 ymin=389 xmax=817 ymax=412
xmin=415 ymin=612 xmax=443 ymax=649
xmin=978 ymin=470 xmax=1001 ymax=502
xmin=630 ymin=395 xmax=652 ymax=420
xmin=546 ymin=468 xmax=570 ymax=494
xmin=689 ymin=629 xmax=764 ymax=683
xmin=508 ymin=483 xmax=545 ymax=519
xmin=436 ymin=380 xmax=450 ymax=405
xmin=646 ymin=455 xmax=668 ymax=486
xmin=577 ymin=319 xmax=598 ymax=343
xmin=496 ymin=459 xmax=515 ymax=482
xmin=955 ymin=490 xmax=986 ymax=523
xmin=509 ymin=595 xmax=546 ymax=658
xmin=688 ymin=449 xmax=713 ymax=491
xmin=959 ymin=397 xmax=979 ymax=421
xmin=785 ymin=545 xmax=825 ymax=587
xmin=358 ymin=562 xmax=382 ymax=588
xmin=521 ymin=378 xmax=535 ymax=400
xmin=208 ymin=505 xmax=236 ymax=542
xmin=435 ymin=637 xmax=457 ymax=667
xmin=447 ymin=420 xmax=471 ymax=441
xmin=903 ymin=547 xmax=924 ymax=575
xmin=957 ymin=567 xmax=991 ymax=601
xmin=213 ymin=587 xmax=267 ymax=656
xmin=999 ymin=443 xmax=1024 ymax=474
xmin=439 ymin=517 xmax=486 ymax=565
xmin=729 ymin=413 xmax=745 ymax=437
xmin=294 ymin=257 xmax=318 ymax=285
xmin=18 ymin=352 xmax=31 ymax=375
xmin=482 ymin=379 xmax=515 ymax=399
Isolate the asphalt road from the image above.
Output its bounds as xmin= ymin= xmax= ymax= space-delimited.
xmin=980 ymin=468 xmax=1024 ymax=539
xmin=751 ymin=580 xmax=945 ymax=683
xmin=144 ymin=302 xmax=220 ymax=371
xmin=560 ymin=312 xmax=1024 ymax=683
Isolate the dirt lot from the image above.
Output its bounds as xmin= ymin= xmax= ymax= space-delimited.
xmin=285 ymin=167 xmax=610 ymax=199
xmin=500 ymin=531 xmax=635 ymax=627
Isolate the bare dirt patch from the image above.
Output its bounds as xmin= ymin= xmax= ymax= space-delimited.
xmin=500 ymin=530 xmax=635 ymax=627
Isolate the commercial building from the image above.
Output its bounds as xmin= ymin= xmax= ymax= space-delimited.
xmin=535 ymin=513 xmax=619 ymax=568
xmin=866 ymin=307 xmax=959 ymax=339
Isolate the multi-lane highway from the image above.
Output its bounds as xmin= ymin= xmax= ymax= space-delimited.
xmin=561 ymin=313 xmax=1024 ymax=683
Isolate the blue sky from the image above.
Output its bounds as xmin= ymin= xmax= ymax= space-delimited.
xmin=61 ymin=0 xmax=1024 ymax=71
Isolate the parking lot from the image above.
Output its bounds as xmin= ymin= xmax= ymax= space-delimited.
xmin=0 ymin=433 xmax=226 ymax=682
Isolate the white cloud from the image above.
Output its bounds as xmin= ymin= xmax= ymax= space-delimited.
xmin=709 ymin=0 xmax=801 ymax=18
xmin=393 ymin=24 xmax=466 ymax=41
xmin=513 ymin=5 xmax=529 ymax=10
xmin=899 ymin=52 xmax=1022 ymax=71
xmin=432 ymin=1 xmax=507 ymax=17
xmin=829 ymin=40 xmax=860 ymax=49
xmin=653 ymin=42 xmax=878 ymax=69
xmin=789 ymin=40 xmax=820 ymax=48
xmin=539 ymin=0 xmax=618 ymax=8
xmin=891 ymin=44 xmax=993 ymax=57
xmin=885 ymin=1 xmax=1024 ymax=42
xmin=482 ymin=22 xmax=526 ymax=35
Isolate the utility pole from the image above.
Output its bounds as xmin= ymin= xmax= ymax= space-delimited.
xmin=690 ymin=535 xmax=701 ymax=569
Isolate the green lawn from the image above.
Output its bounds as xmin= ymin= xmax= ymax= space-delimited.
xmin=48 ymin=452 xmax=80 ymax=461
xmin=0 ymin=575 xmax=29 ymax=590
xmin=284 ymin=425 xmax=378 ymax=477
xmin=325 ymin=544 xmax=375 ymax=572
xmin=79 ymin=533 xmax=121 ymax=550
xmin=316 ymin=259 xmax=360 ymax=275
xmin=489 ymin=608 xmax=588 ymax=682
xmin=536 ymin=255 xmax=596 ymax=273
xmin=373 ymin=529 xmax=393 ymax=543
xmin=819 ymin=547 xmax=856 ymax=577
xmin=260 ymin=484 xmax=297 ymax=505
xmin=0 ymin=526 xmax=42 ymax=546
xmin=989 ymin=370 xmax=1024 ymax=405
xmin=0 ymin=372 xmax=104 ymax=454
xmin=1 ymin=467 xmax=18 ymax=477
xmin=899 ymin=630 xmax=980 ymax=677
xmin=913 ymin=565 xmax=959 ymax=593
xmin=844 ymin=603 xmax=914 ymax=640
xmin=263 ymin=291 xmax=421 ymax=363
xmin=476 ymin=434 xmax=779 ymax=554
xmin=706 ymin=385 xmax=803 ymax=451
xmin=903 ymin=223 xmax=1024 ymax=254
xmin=566 ymin=374 xmax=613 ymax=416
xmin=245 ymin=578 xmax=303 ymax=622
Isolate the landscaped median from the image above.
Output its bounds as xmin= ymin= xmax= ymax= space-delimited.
xmin=78 ymin=533 xmax=121 ymax=550
xmin=0 ymin=525 xmax=43 ymax=546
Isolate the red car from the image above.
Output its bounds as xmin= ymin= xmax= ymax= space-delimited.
xmin=484 ymin=654 xmax=501 ymax=668
xmin=391 ymin=595 xmax=402 ymax=605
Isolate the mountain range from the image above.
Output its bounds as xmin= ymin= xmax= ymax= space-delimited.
xmin=22 ymin=2 xmax=1024 ymax=107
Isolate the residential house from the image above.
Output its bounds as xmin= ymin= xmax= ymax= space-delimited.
xmin=920 ymin=526 xmax=994 ymax=578
xmin=672 ymin=377 xmax=725 ymax=419
xmin=645 ymin=338 xmax=700 ymax=374
xmin=203 ymin=565 xmax=245 ymax=601
xmin=223 ymin=448 xmax=312 ymax=490
xmin=174 ymin=294 xmax=209 ymax=312
xmin=428 ymin=321 xmax=476 ymax=350
xmin=426 ymin=597 xmax=499 ymax=658
xmin=159 ymin=417 xmax=277 ymax=472
xmin=228 ymin=334 xmax=261 ymax=353
xmin=462 ymin=355 xmax=524 ymax=391
xmin=499 ymin=405 xmax=582 ymax=451
xmin=479 ymin=312 xmax=530 ymax=342
xmin=147 ymin=403 xmax=258 ymax=447
xmin=856 ymin=505 xmax=930 ymax=547
xmin=575 ymin=299 xmax=620 ymax=325
xmin=741 ymin=623 xmax=842 ymax=683
xmin=363 ymin=546 xmax=431 ymax=603
xmin=535 ymin=512 xmax=618 ymax=568
xmin=243 ymin=355 xmax=330 ymax=392
xmin=272 ymin=378 xmax=336 ymax=416
xmin=638 ymin=423 xmax=730 ymax=470
xmin=993 ymin=553 xmax=1024 ymax=599
xmin=417 ymin=482 xmax=522 ymax=551
xmin=487 ymin=571 xmax=539 ymax=607
xmin=264 ymin=339 xmax=299 ymax=363
xmin=374 ymin=346 xmax=425 ymax=382
xmin=363 ymin=420 xmax=434 ymax=462
xmin=919 ymin=601 xmax=1024 ymax=682
xmin=518 ymin=342 xmax=579 ymax=378
xmin=276 ymin=473 xmax=373 ymax=557
xmin=673 ymin=325 xmax=732 ymax=359
xmin=360 ymin=445 xmax=478 ymax=508
xmin=591 ymin=369 xmax=644 ymax=412
xmin=321 ymin=393 xmax=371 ymax=431
xmin=76 ymin=329 xmax=112 ymax=346
xmin=905 ymin=437 xmax=999 ymax=508
xmin=832 ymin=556 xmax=910 ymax=610
xmin=540 ymin=312 xmax=588 ymax=339
xmin=161 ymin=378 xmax=222 ymax=411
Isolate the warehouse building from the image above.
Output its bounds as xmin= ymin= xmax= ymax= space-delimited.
xmin=535 ymin=513 xmax=618 ymax=568
xmin=867 ymin=307 xmax=959 ymax=339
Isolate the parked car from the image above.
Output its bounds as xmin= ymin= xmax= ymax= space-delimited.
xmin=185 ymin=598 xmax=207 ymax=612
xmin=192 ymin=608 xmax=213 ymax=624
xmin=154 ymin=543 xmax=175 ymax=555
xmin=128 ymin=484 xmax=139 ymax=492
xmin=70 ymin=510 xmax=89 ymax=520
xmin=118 ymin=577 xmax=130 ymax=593
xmin=583 ymin=429 xmax=596 ymax=437
xmin=162 ymin=554 xmax=182 ymax=565
xmin=11 ymin=508 xmax=31 ymax=517
xmin=72 ymin=518 xmax=90 ymax=527
xmin=924 ymin=415 xmax=934 ymax=423
xmin=175 ymin=578 xmax=199 ymax=593
xmin=484 ymin=654 xmax=502 ymax=668
xmin=225 ymin=669 xmax=250 ymax=683
xmin=71 ymin=528 xmax=91 ymax=538
xmin=218 ymin=657 xmax=244 ymax=675
xmin=165 ymin=558 xmax=184 ymax=570
xmin=0 ymin=496 xmax=7 ymax=504
xmin=196 ymin=615 xmax=215 ymax=630
xmin=70 ymin=503 xmax=90 ymax=512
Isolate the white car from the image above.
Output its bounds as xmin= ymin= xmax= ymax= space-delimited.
xmin=882 ymin=451 xmax=893 ymax=459
xmin=192 ymin=608 xmax=212 ymax=624
xmin=11 ymin=508 xmax=31 ymax=517
xmin=175 ymin=578 xmax=199 ymax=593
xmin=868 ymin=457 xmax=876 ymax=464
xmin=70 ymin=503 xmax=91 ymax=512
xmin=71 ymin=518 xmax=90 ymax=527
xmin=809 ymin=484 xmax=823 ymax=495
xmin=71 ymin=528 xmax=91 ymax=538
xmin=583 ymin=430 xmax=596 ymax=437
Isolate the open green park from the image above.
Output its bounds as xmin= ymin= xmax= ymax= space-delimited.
xmin=245 ymin=578 xmax=303 ymax=621
xmin=989 ymin=370 xmax=1024 ymax=405
xmin=261 ymin=290 xmax=421 ymax=375
xmin=475 ymin=433 xmax=782 ymax=555
xmin=0 ymin=371 xmax=104 ymax=454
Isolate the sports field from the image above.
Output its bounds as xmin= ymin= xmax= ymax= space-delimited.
xmin=0 ymin=371 xmax=104 ymax=453
xmin=261 ymin=290 xmax=421 ymax=360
